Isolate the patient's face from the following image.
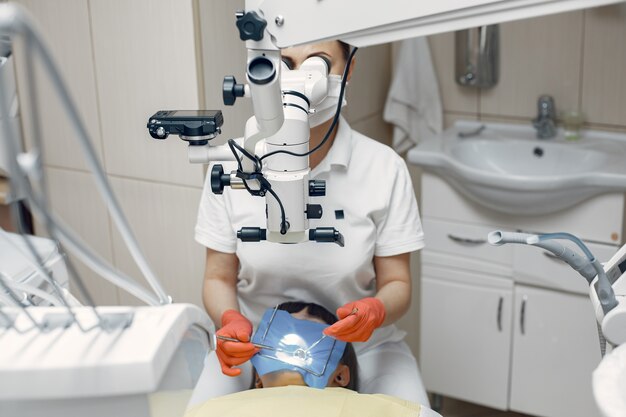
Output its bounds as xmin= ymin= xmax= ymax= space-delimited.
xmin=254 ymin=308 xmax=351 ymax=389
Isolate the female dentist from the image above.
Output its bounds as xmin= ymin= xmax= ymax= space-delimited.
xmin=193 ymin=40 xmax=427 ymax=405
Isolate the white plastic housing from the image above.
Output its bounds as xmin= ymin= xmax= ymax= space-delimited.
xmin=187 ymin=143 xmax=235 ymax=164
xmin=0 ymin=303 xmax=213 ymax=417
xmin=265 ymin=169 xmax=309 ymax=234
xmin=246 ymin=50 xmax=283 ymax=130
xmin=602 ymin=299 xmax=626 ymax=346
xmin=280 ymin=56 xmax=329 ymax=106
xmin=0 ymin=232 xmax=69 ymax=304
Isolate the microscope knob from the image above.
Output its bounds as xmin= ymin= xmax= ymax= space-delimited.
xmin=305 ymin=204 xmax=323 ymax=219
xmin=210 ymin=164 xmax=231 ymax=195
xmin=223 ymin=76 xmax=245 ymax=106
xmin=309 ymin=180 xmax=326 ymax=197
xmin=309 ymin=227 xmax=345 ymax=247
xmin=235 ymin=10 xmax=267 ymax=42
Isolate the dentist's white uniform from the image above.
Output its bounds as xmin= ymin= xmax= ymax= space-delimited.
xmin=191 ymin=117 xmax=427 ymax=406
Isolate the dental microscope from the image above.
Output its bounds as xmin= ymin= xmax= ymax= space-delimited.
xmin=147 ymin=39 xmax=347 ymax=246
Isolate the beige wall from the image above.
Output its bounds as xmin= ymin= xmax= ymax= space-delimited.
xmin=429 ymin=3 xmax=626 ymax=131
xmin=14 ymin=0 xmax=205 ymax=306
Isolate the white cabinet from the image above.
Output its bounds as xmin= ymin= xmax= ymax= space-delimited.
xmin=418 ymin=173 xmax=621 ymax=417
xmin=420 ymin=266 xmax=513 ymax=409
xmin=510 ymin=286 xmax=601 ymax=417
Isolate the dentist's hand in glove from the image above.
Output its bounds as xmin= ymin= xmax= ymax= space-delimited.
xmin=216 ymin=309 xmax=259 ymax=377
xmin=323 ymin=297 xmax=386 ymax=342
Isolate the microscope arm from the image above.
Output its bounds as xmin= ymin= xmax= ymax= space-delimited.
xmin=255 ymin=0 xmax=623 ymax=48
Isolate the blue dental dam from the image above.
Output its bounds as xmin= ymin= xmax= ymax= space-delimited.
xmin=251 ymin=308 xmax=347 ymax=389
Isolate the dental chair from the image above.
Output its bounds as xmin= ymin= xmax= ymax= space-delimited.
xmin=185 ymin=385 xmax=442 ymax=417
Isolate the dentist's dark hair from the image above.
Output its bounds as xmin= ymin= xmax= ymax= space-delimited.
xmin=338 ymin=41 xmax=351 ymax=62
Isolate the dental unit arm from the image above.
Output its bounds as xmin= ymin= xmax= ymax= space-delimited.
xmin=488 ymin=231 xmax=626 ymax=347
xmin=148 ymin=0 xmax=624 ymax=246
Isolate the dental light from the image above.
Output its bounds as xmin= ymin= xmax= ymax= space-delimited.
xmin=488 ymin=231 xmax=626 ymax=347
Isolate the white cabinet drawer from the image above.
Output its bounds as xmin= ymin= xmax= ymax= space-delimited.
xmin=513 ymin=240 xmax=617 ymax=295
xmin=423 ymin=218 xmax=514 ymax=272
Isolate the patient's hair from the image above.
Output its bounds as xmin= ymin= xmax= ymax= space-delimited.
xmin=251 ymin=301 xmax=359 ymax=391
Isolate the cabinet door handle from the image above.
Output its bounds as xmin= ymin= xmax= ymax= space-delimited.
xmin=497 ymin=296 xmax=503 ymax=332
xmin=447 ymin=234 xmax=486 ymax=245
xmin=520 ymin=296 xmax=527 ymax=335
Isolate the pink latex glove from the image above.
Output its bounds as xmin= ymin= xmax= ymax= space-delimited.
xmin=216 ymin=310 xmax=258 ymax=376
xmin=323 ymin=297 xmax=386 ymax=342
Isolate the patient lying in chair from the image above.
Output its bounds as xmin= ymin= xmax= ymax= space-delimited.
xmin=185 ymin=301 xmax=440 ymax=417
xmin=250 ymin=301 xmax=359 ymax=391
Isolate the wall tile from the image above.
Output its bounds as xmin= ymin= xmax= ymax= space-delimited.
xmin=586 ymin=123 xmax=626 ymax=134
xmin=444 ymin=111 xmax=478 ymax=129
xmin=43 ymin=167 xmax=118 ymax=305
xmin=480 ymin=11 xmax=584 ymax=119
xmin=428 ymin=32 xmax=479 ymax=114
xmin=13 ymin=0 xmax=103 ymax=172
xmin=109 ymin=177 xmax=204 ymax=307
xmin=582 ymin=4 xmax=626 ymax=126
xmin=198 ymin=0 xmax=252 ymax=144
xmin=89 ymin=0 xmax=204 ymax=187
xmin=344 ymin=44 xmax=392 ymax=123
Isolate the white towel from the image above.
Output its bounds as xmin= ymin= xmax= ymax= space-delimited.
xmin=383 ymin=37 xmax=442 ymax=154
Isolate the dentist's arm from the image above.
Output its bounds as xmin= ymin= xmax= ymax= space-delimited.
xmin=202 ymin=248 xmax=240 ymax=326
xmin=373 ymin=252 xmax=412 ymax=325
xmin=324 ymin=253 xmax=411 ymax=342
xmin=203 ymin=248 xmax=257 ymax=376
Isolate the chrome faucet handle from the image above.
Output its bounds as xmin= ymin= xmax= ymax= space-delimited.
xmin=533 ymin=95 xmax=557 ymax=139
xmin=536 ymin=95 xmax=556 ymax=119
xmin=533 ymin=118 xmax=557 ymax=139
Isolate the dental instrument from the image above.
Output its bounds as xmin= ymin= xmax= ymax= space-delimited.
xmin=488 ymin=230 xmax=626 ymax=347
xmin=215 ymin=334 xmax=276 ymax=351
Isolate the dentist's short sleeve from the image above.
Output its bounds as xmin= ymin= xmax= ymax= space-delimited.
xmin=195 ymin=164 xmax=237 ymax=254
xmin=374 ymin=157 xmax=424 ymax=257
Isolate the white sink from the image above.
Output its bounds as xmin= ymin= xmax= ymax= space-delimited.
xmin=407 ymin=120 xmax=626 ymax=215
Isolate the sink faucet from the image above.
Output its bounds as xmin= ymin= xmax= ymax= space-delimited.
xmin=532 ymin=95 xmax=557 ymax=139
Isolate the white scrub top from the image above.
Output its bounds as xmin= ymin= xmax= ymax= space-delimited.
xmin=195 ymin=117 xmax=424 ymax=352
